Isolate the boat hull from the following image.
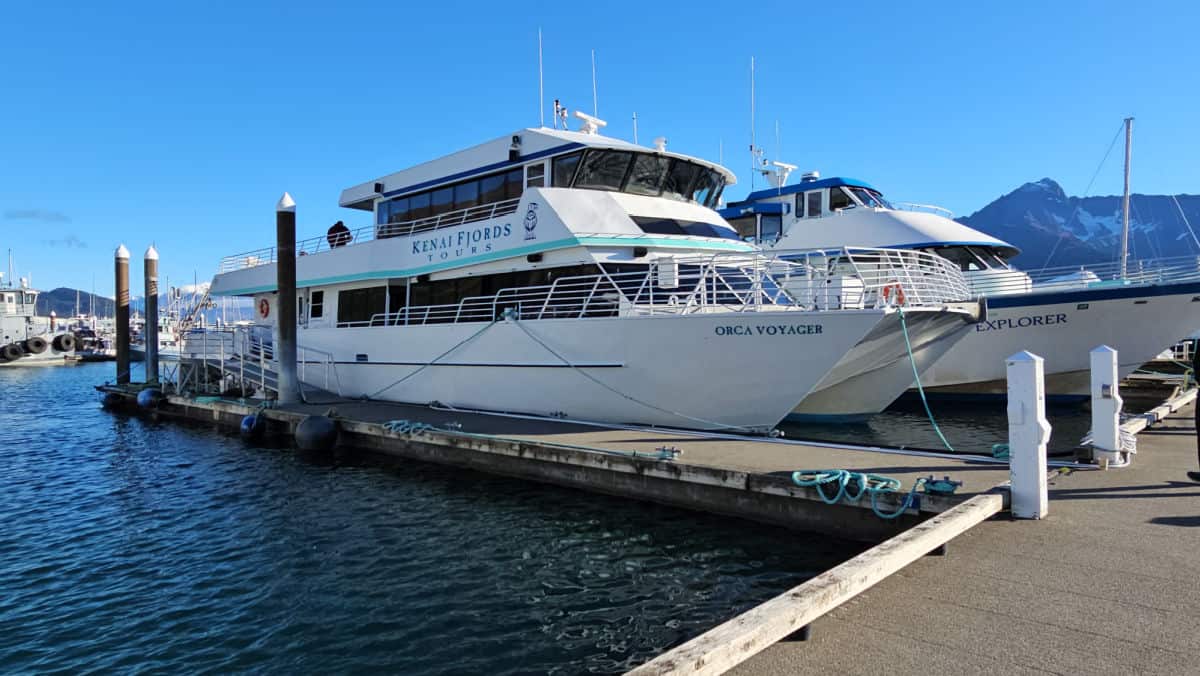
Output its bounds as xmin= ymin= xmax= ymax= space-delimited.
xmin=296 ymin=311 xmax=893 ymax=431
xmin=918 ymin=280 xmax=1200 ymax=397
xmin=788 ymin=306 xmax=977 ymax=421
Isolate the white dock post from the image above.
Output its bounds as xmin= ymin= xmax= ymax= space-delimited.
xmin=1006 ymin=351 xmax=1050 ymax=519
xmin=1090 ymin=345 xmax=1125 ymax=468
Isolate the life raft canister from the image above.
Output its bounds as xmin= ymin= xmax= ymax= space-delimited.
xmin=258 ymin=297 xmax=270 ymax=319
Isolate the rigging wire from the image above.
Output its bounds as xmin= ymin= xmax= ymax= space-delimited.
xmin=1039 ymin=120 xmax=1127 ymax=272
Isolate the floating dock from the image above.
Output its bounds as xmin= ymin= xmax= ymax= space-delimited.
xmin=96 ymin=383 xmax=1199 ymax=674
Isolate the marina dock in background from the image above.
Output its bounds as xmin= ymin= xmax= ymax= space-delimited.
xmin=94 ymin=376 xmax=1200 ymax=674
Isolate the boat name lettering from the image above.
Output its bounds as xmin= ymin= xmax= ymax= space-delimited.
xmin=412 ymin=224 xmax=514 ymax=261
xmin=975 ymin=313 xmax=1067 ymax=332
xmin=714 ymin=324 xmax=823 ymax=337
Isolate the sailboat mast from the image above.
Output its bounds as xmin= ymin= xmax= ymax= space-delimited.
xmin=1119 ymin=116 xmax=1134 ymax=279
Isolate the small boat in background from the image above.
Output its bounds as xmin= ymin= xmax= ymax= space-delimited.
xmin=0 ymin=282 xmax=78 ymax=367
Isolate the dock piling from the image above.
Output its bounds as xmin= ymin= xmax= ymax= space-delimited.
xmin=1006 ymin=351 xmax=1050 ymax=519
xmin=1090 ymin=345 xmax=1124 ymax=466
xmin=144 ymin=246 xmax=160 ymax=384
xmin=275 ymin=193 xmax=300 ymax=404
xmin=114 ymin=244 xmax=131 ymax=384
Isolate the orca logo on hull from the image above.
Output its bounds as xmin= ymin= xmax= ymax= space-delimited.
xmin=524 ymin=203 xmax=539 ymax=241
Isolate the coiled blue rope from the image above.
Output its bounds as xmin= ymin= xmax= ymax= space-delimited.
xmin=792 ymin=469 xmax=927 ymax=520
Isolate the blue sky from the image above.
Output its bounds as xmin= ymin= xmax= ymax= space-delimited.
xmin=2 ymin=0 xmax=1197 ymax=296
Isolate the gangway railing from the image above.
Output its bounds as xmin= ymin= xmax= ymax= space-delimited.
xmin=178 ymin=325 xmax=341 ymax=396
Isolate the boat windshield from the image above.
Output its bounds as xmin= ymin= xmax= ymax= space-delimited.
xmin=928 ymin=246 xmax=993 ymax=272
xmin=552 ymin=149 xmax=726 ymax=209
xmin=848 ymin=187 xmax=892 ymax=209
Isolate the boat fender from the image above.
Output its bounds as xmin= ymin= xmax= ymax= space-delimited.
xmin=0 ymin=343 xmax=19 ymax=362
xmin=295 ymin=414 xmax=338 ymax=452
xmin=23 ymin=336 xmax=48 ymax=354
xmin=101 ymin=392 xmax=123 ymax=409
xmin=52 ymin=333 xmax=77 ymax=352
xmin=136 ymin=388 xmax=164 ymax=409
xmin=240 ymin=413 xmax=267 ymax=441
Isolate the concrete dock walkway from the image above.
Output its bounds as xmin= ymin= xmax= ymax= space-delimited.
xmin=731 ymin=403 xmax=1200 ymax=676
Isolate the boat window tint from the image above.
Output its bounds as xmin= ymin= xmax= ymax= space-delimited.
xmin=970 ymin=246 xmax=1008 ymax=269
xmin=431 ymin=187 xmax=454 ymax=217
xmin=310 ymin=290 xmax=324 ymax=318
xmin=626 ymin=154 xmax=670 ymax=196
xmin=526 ymin=162 xmax=545 ymax=188
xmin=409 ymin=193 xmax=431 ymax=220
xmin=806 ymin=191 xmax=822 ymax=218
xmin=631 ymin=216 xmax=742 ymax=241
xmin=931 ymin=246 xmax=987 ymax=272
xmin=849 ymin=187 xmax=884 ymax=208
xmin=728 ymin=215 xmax=757 ymax=241
xmin=454 ymin=181 xmax=479 ymax=210
xmin=575 ymin=150 xmax=633 ymax=191
xmin=336 ymin=286 xmax=387 ymax=325
xmin=479 ymin=173 xmax=506 ymax=204
xmin=389 ymin=197 xmax=410 ymax=224
xmin=504 ymin=169 xmax=524 ymax=200
xmin=552 ymin=151 xmax=583 ymax=186
xmin=829 ymin=187 xmax=854 ymax=211
xmin=662 ymin=160 xmax=701 ymax=200
xmin=759 ymin=215 xmax=782 ymax=243
xmin=692 ymin=170 xmax=720 ymax=207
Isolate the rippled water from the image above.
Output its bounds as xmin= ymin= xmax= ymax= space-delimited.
xmin=0 ymin=364 xmax=862 ymax=674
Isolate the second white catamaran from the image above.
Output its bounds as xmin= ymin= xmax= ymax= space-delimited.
xmin=206 ymin=117 xmax=980 ymax=429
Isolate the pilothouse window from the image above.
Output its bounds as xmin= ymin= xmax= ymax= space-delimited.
xmin=575 ymin=150 xmax=634 ymax=191
xmin=829 ymin=187 xmax=854 ymax=211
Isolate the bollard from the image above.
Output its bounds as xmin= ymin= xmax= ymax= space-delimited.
xmin=115 ymin=244 xmax=131 ymax=384
xmin=1090 ymin=345 xmax=1124 ymax=467
xmin=144 ymin=245 xmax=160 ymax=384
xmin=1006 ymin=351 xmax=1050 ymax=519
xmin=275 ymin=193 xmax=300 ymax=404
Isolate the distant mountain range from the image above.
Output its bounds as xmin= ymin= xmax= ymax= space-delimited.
xmin=958 ymin=178 xmax=1200 ymax=268
xmin=36 ymin=287 xmax=115 ymax=318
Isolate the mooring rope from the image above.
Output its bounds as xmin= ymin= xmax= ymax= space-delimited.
xmin=898 ymin=307 xmax=955 ymax=452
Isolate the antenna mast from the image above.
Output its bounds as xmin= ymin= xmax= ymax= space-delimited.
xmin=591 ymin=49 xmax=598 ymax=117
xmin=1119 ymin=116 xmax=1133 ymax=279
xmin=632 ymin=112 xmax=638 ymax=144
xmin=538 ymin=29 xmax=545 ymax=127
xmin=750 ymin=57 xmax=756 ymax=190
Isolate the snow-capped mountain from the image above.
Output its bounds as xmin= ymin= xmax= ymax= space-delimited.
xmin=958 ymin=178 xmax=1200 ymax=268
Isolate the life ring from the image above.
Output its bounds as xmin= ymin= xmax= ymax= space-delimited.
xmin=881 ymin=283 xmax=906 ymax=306
xmin=258 ymin=298 xmax=270 ymax=319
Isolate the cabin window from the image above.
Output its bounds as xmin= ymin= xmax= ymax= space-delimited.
xmin=552 ymin=151 xmax=583 ymax=186
xmin=691 ymin=170 xmax=721 ymax=207
xmin=728 ymin=216 xmax=757 ymax=241
xmin=662 ymin=160 xmax=701 ymax=201
xmin=480 ymin=173 xmax=506 ymax=204
xmin=337 ymin=287 xmax=388 ymax=326
xmin=626 ymin=154 xmax=670 ymax=196
xmin=806 ymin=191 xmax=822 ymax=218
xmin=310 ymin=290 xmax=324 ymax=318
xmin=848 ymin=187 xmax=891 ymax=209
xmin=431 ymin=186 xmax=454 ymax=218
xmin=575 ymin=150 xmax=634 ymax=191
xmin=829 ymin=187 xmax=854 ymax=212
xmin=631 ymin=216 xmax=741 ymax=241
xmin=504 ymin=168 xmax=524 ymax=200
xmin=454 ymin=181 xmax=479 ymax=210
xmin=526 ymin=163 xmax=545 ymax=188
xmin=759 ymin=215 xmax=783 ymax=243
xmin=930 ymin=246 xmax=989 ymax=272
xmin=409 ymin=193 xmax=431 ymax=220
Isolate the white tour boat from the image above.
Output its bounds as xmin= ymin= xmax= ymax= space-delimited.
xmin=723 ymin=164 xmax=1200 ymax=400
xmin=206 ymin=119 xmax=979 ymax=429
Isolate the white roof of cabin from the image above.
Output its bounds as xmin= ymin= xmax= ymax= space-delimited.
xmin=339 ymin=127 xmax=736 ymax=211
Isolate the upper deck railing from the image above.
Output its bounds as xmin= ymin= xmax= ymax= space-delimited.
xmin=891 ymin=202 xmax=955 ymax=219
xmin=968 ymin=255 xmax=1200 ymax=297
xmin=335 ymin=248 xmax=973 ymax=328
xmin=217 ymin=198 xmax=521 ymax=273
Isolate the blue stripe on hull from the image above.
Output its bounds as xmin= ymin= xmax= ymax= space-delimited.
xmin=986 ymin=279 xmax=1200 ymax=309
